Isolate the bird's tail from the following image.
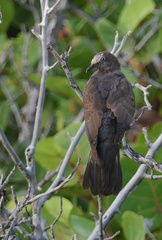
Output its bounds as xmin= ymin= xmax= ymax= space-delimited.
xmin=82 ymin=144 xmax=122 ymax=196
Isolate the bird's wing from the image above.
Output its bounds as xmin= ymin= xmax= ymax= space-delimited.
xmin=104 ymin=71 xmax=135 ymax=142
xmin=83 ymin=71 xmax=135 ymax=147
xmin=83 ymin=75 xmax=105 ymax=149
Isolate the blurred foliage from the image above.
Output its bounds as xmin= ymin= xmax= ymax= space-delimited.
xmin=0 ymin=0 xmax=162 ymax=239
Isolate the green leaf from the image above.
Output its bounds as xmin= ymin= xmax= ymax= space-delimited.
xmin=121 ymin=68 xmax=141 ymax=107
xmin=70 ymin=215 xmax=95 ymax=239
xmin=0 ymin=102 xmax=10 ymax=130
xmin=42 ymin=197 xmax=74 ymax=239
xmin=118 ymin=0 xmax=155 ymax=33
xmin=0 ymin=0 xmax=15 ymax=33
xmin=35 ymin=136 xmax=60 ymax=170
xmin=43 ymin=196 xmax=73 ymax=226
xmin=95 ymin=18 xmax=116 ymax=49
xmin=122 ymin=211 xmax=145 ymax=240
xmin=29 ymin=73 xmax=83 ymax=100
xmin=35 ymin=123 xmax=89 ymax=170
xmin=27 ymin=38 xmax=40 ymax=68
xmin=158 ymin=23 xmax=162 ymax=52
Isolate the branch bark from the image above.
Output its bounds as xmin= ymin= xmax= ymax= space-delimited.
xmin=88 ymin=133 xmax=162 ymax=240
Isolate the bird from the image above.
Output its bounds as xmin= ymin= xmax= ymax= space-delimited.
xmin=82 ymin=51 xmax=135 ymax=196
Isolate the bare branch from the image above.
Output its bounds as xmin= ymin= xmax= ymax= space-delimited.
xmin=110 ymin=31 xmax=120 ymax=54
xmin=104 ymin=231 xmax=120 ymax=240
xmin=145 ymin=174 xmax=162 ymax=179
xmin=11 ymin=185 xmax=18 ymax=206
xmin=47 ymin=44 xmax=83 ymax=101
xmin=47 ymin=60 xmax=59 ymax=71
xmin=48 ymin=197 xmax=63 ymax=239
xmin=31 ymin=28 xmax=41 ymax=39
xmin=113 ymin=31 xmax=132 ymax=57
xmin=0 ymin=166 xmax=16 ymax=190
xmin=122 ymin=135 xmax=162 ymax=173
xmin=88 ymin=133 xmax=162 ymax=239
xmin=27 ymin=159 xmax=80 ymax=205
xmin=131 ymin=83 xmax=152 ymax=126
xmin=133 ymin=83 xmax=152 ymax=110
xmin=37 ymin=165 xmax=60 ymax=191
xmin=48 ymin=0 xmax=61 ymax=14
xmin=121 ymin=61 xmax=162 ymax=89
xmin=0 ymin=126 xmax=30 ymax=180
xmin=142 ymin=127 xmax=152 ymax=148
xmin=39 ymin=121 xmax=85 ymax=207
xmin=97 ymin=195 xmax=104 ymax=240
xmin=124 ymin=23 xmax=160 ymax=61
xmin=0 ymin=78 xmax=23 ymax=129
xmin=145 ymin=219 xmax=157 ymax=240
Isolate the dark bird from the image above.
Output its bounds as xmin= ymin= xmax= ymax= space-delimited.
xmin=82 ymin=52 xmax=135 ymax=196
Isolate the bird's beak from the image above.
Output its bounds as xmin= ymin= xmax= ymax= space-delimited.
xmin=86 ymin=64 xmax=95 ymax=73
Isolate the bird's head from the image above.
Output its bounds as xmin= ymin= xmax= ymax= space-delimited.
xmin=86 ymin=52 xmax=120 ymax=73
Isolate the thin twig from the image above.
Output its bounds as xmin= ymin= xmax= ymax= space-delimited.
xmin=0 ymin=166 xmax=16 ymax=190
xmin=124 ymin=23 xmax=160 ymax=61
xmin=122 ymin=135 xmax=162 ymax=173
xmin=131 ymin=83 xmax=152 ymax=126
xmin=47 ymin=44 xmax=83 ymax=101
xmin=0 ymin=78 xmax=23 ymax=129
xmin=11 ymin=185 xmax=18 ymax=206
xmin=145 ymin=174 xmax=162 ymax=179
xmin=0 ymin=126 xmax=30 ymax=180
xmin=142 ymin=127 xmax=152 ymax=148
xmin=114 ymin=31 xmax=132 ymax=57
xmin=133 ymin=83 xmax=152 ymax=110
xmin=121 ymin=62 xmax=162 ymax=89
xmin=37 ymin=165 xmax=60 ymax=191
xmin=39 ymin=122 xmax=85 ymax=207
xmin=49 ymin=197 xmax=63 ymax=239
xmin=104 ymin=231 xmax=120 ymax=240
xmin=111 ymin=31 xmax=120 ymax=54
xmin=48 ymin=0 xmax=61 ymax=14
xmin=27 ymin=159 xmax=80 ymax=205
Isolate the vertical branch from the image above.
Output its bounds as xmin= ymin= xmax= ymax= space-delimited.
xmin=24 ymin=1 xmax=50 ymax=239
xmin=26 ymin=0 xmax=49 ymax=160
xmin=97 ymin=195 xmax=103 ymax=240
xmin=39 ymin=121 xmax=85 ymax=207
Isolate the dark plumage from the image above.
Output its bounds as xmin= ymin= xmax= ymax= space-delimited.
xmin=82 ymin=52 xmax=135 ymax=196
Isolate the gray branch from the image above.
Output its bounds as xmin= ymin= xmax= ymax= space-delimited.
xmin=0 ymin=126 xmax=30 ymax=180
xmin=88 ymin=133 xmax=162 ymax=239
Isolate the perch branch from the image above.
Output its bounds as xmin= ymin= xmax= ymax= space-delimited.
xmin=88 ymin=133 xmax=162 ymax=240
xmin=47 ymin=44 xmax=83 ymax=101
xmin=39 ymin=122 xmax=85 ymax=207
xmin=122 ymin=135 xmax=162 ymax=173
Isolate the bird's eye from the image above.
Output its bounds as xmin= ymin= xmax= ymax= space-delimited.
xmin=101 ymin=56 xmax=105 ymax=61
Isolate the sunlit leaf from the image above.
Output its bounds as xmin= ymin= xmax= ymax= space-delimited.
xmin=0 ymin=0 xmax=15 ymax=32
xmin=122 ymin=211 xmax=145 ymax=240
xmin=118 ymin=0 xmax=155 ymax=33
xmin=95 ymin=18 xmax=116 ymax=49
xmin=70 ymin=215 xmax=95 ymax=239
